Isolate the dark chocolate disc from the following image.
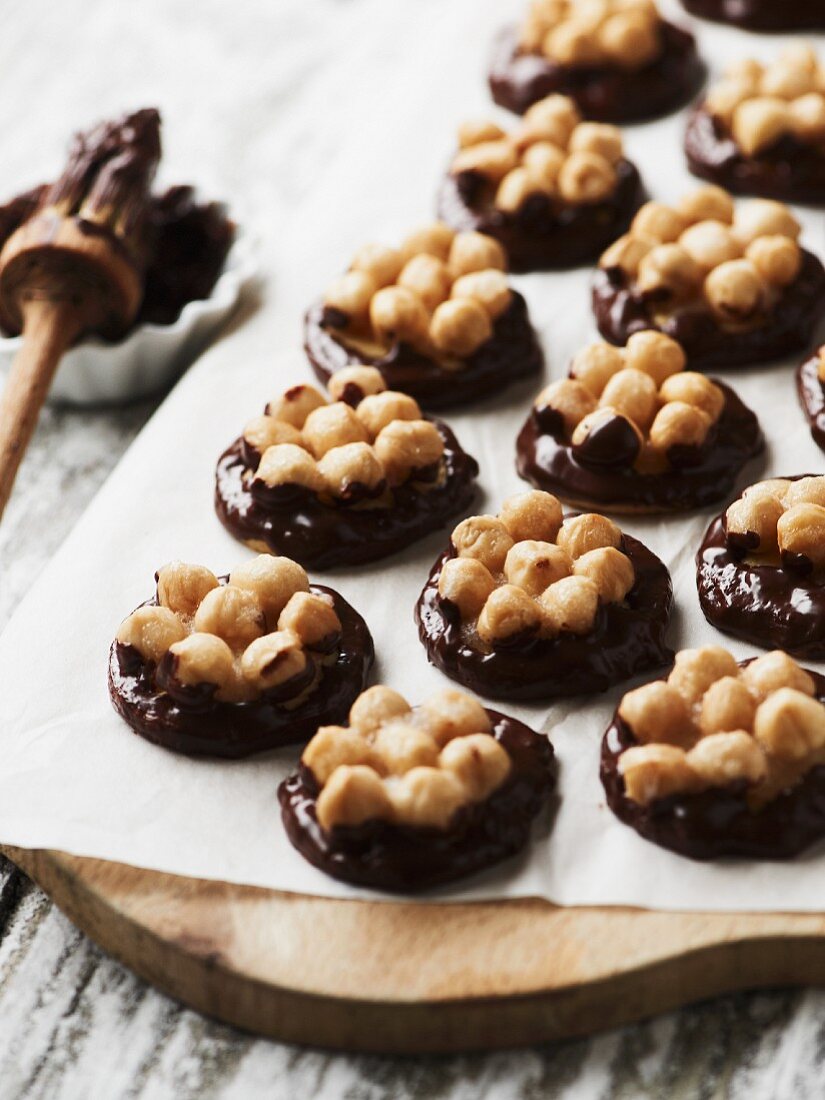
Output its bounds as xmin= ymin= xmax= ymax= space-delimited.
xmin=679 ymin=0 xmax=825 ymax=31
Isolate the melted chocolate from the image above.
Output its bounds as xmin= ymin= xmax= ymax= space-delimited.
xmin=108 ymin=582 xmax=374 ymax=758
xmin=278 ymin=710 xmax=556 ymax=892
xmin=415 ymin=534 xmax=673 ymax=703
xmin=516 ymin=381 xmax=763 ymax=513
xmin=591 ymin=249 xmax=825 ymax=372
xmin=680 ymin=0 xmax=825 ymax=31
xmin=303 ymin=291 xmax=543 ymax=410
xmin=697 ymin=488 xmax=825 ymax=658
xmin=488 ymin=21 xmax=705 ymax=123
xmin=436 ymin=160 xmax=645 ymax=273
xmin=215 ymin=419 xmax=479 ymax=570
xmin=601 ymin=663 xmax=825 ymax=860
xmin=796 ymin=355 xmax=825 ymax=456
xmin=685 ymin=106 xmax=825 ymax=206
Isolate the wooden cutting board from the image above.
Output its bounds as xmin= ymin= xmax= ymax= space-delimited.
xmin=4 ymin=845 xmax=825 ymax=1053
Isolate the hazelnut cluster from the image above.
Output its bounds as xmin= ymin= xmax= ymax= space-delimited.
xmin=452 ymin=94 xmax=624 ymax=211
xmin=724 ymin=476 xmax=825 ymax=573
xmin=244 ymin=368 xmax=445 ymax=500
xmin=302 ymin=686 xmax=512 ymax=831
xmin=323 ymin=222 xmax=512 ymax=363
xmin=536 ymin=332 xmax=724 ymax=469
xmin=617 ymin=646 xmax=825 ymax=807
xmin=600 ymin=187 xmax=803 ymax=323
xmin=705 ymin=45 xmax=825 ymax=156
xmin=117 ymin=556 xmax=342 ymax=704
xmin=438 ymin=490 xmax=635 ymax=645
xmin=519 ymin=0 xmax=663 ymax=71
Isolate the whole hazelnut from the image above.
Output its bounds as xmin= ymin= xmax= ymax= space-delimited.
xmin=168 ymin=633 xmax=238 ymax=698
xmin=316 ymin=765 xmax=393 ymax=831
xmin=777 ymin=503 xmax=825 ymax=571
xmin=618 ymin=744 xmax=698 ymax=805
xmin=679 ymin=220 xmax=742 ymax=271
xmin=522 ymin=142 xmax=566 ymax=188
xmin=370 ymin=286 xmax=430 ymax=349
xmin=570 ymin=341 xmax=624 ymax=396
xmin=401 ymin=223 xmax=456 ymax=264
xmin=677 ymin=185 xmax=735 ymax=225
xmin=789 ymin=93 xmax=825 ymax=141
xmin=438 ymin=557 xmax=497 ymax=619
xmin=477 ymin=584 xmax=543 ymax=644
xmin=659 ymin=373 xmax=725 ymax=422
xmin=704 ymin=260 xmax=764 ymax=321
xmin=277 ymin=591 xmax=342 ymax=648
xmin=317 ymin=442 xmax=385 ymax=499
xmin=389 ymin=767 xmax=467 ymax=830
xmin=439 ymin=734 xmax=512 ymax=802
xmin=523 ymin=95 xmax=581 ymax=145
xmin=598 ymin=11 xmax=660 ymax=70
xmin=430 ymin=298 xmax=493 ymax=357
xmin=255 ymin=444 xmax=325 ymax=493
xmin=618 ymin=681 xmax=695 ymax=746
xmin=302 ymin=402 xmax=369 ymax=459
xmin=240 ymin=629 xmax=308 ymax=693
xmin=156 ymin=562 xmax=219 ymax=617
xmin=754 ymin=688 xmax=825 ymax=759
xmin=448 ymin=232 xmax=506 ymax=278
xmin=632 ymin=202 xmax=688 ymax=244
xmin=599 ymin=233 xmax=656 ymax=277
xmin=544 ymin=22 xmax=604 ymax=67
xmin=373 ymin=420 xmax=444 ymax=486
xmin=415 ymin=688 xmax=492 ymax=746
xmin=535 ymin=378 xmax=597 ymax=437
xmin=229 ymin=555 xmax=310 ymax=626
xmin=116 ymin=606 xmax=186 ymax=664
xmin=504 ymin=539 xmax=573 ymax=596
xmin=266 ymin=384 xmax=327 ymax=429
xmin=351 ymin=243 xmax=404 ymax=289
xmin=327 ymin=365 xmax=386 ymax=405
xmin=568 ymin=122 xmax=623 ymax=164
xmin=556 ymin=513 xmax=622 ymax=558
xmin=699 ymin=674 xmax=757 ymax=735
xmin=539 ymin=575 xmax=600 ymax=635
xmin=742 ymin=651 xmax=815 ymax=702
xmin=302 ymin=725 xmax=375 ymax=786
xmin=745 ymin=235 xmax=801 ymax=287
xmin=571 ymin=408 xmax=643 ymax=469
xmin=760 ymin=62 xmax=815 ymax=101
xmin=558 ymin=151 xmax=617 ymax=204
xmin=355 ymin=391 xmax=421 ymax=439
xmin=324 ymin=271 xmax=377 ymax=327
xmin=599 ymin=367 xmax=659 ymax=432
xmin=398 ymin=254 xmax=452 ymax=313
xmin=496 ymin=167 xmax=552 ymax=213
xmin=784 ymin=476 xmax=825 ymax=509
xmin=725 ymin=493 xmax=783 ymax=554
xmin=706 ymin=79 xmax=758 ymax=127
xmin=372 ymin=720 xmax=440 ymax=776
xmin=451 ymin=270 xmax=512 ymax=321
xmin=349 ymin=685 xmax=411 ymax=734
xmin=243 ymin=416 xmax=304 ymax=457
xmin=194 ymin=585 xmax=266 ymax=652
xmin=453 ymin=139 xmax=519 ymax=183
xmin=637 ymin=244 xmax=703 ymax=300
xmin=573 ymin=546 xmax=635 ymax=603
xmin=667 ymin=646 xmax=740 ymax=709
xmin=451 ymin=515 xmax=514 ymax=572
xmin=623 ymin=330 xmax=687 ymax=387
xmin=457 ymin=119 xmax=508 ymax=148
xmin=732 ymin=97 xmax=792 ymax=157
xmin=499 ymin=490 xmax=563 ymax=543
xmin=733 ymin=199 xmax=800 ymax=245
xmin=687 ymin=731 xmax=766 ymax=786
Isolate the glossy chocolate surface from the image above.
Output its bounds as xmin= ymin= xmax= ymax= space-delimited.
xmin=215 ymin=419 xmax=479 ymax=570
xmin=685 ymin=106 xmax=825 ymax=206
xmin=437 ymin=159 xmax=645 ymax=273
xmin=516 ymin=381 xmax=763 ymax=513
xmin=592 ymin=249 xmax=825 ymax=372
xmin=697 ymin=487 xmax=825 ymax=658
xmin=601 ymin=662 xmax=825 ymax=860
xmin=278 ymin=710 xmax=556 ymax=892
xmin=488 ymin=21 xmax=705 ymax=123
xmin=303 ymin=290 xmax=543 ymax=410
xmin=108 ymin=582 xmax=374 ymax=758
xmin=415 ymin=533 xmax=673 ymax=702
xmin=681 ymin=0 xmax=825 ymax=31
xmin=796 ymin=355 xmax=825 ymax=455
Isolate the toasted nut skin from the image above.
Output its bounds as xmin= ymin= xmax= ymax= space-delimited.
xmin=556 ymin=513 xmax=622 ymax=559
xmin=599 ymin=367 xmax=658 ymax=432
xmin=618 ymin=682 xmax=695 ymax=746
xmin=240 ymin=629 xmax=307 ymax=692
xmin=370 ymin=286 xmax=430 ymax=349
xmin=570 ymin=341 xmax=624 ymax=396
xmin=349 ymin=685 xmax=411 ymax=733
xmin=373 ymin=420 xmax=444 ymax=487
xmin=746 ymin=235 xmax=801 ymax=287
xmin=372 ymin=719 xmax=440 ymax=775
xmin=302 ymin=726 xmax=375 ymax=785
xmin=266 ymin=384 xmax=327 ymax=429
xmin=243 ymin=416 xmax=304 ymax=457
xmin=754 ymin=688 xmax=825 ymax=759
xmin=687 ymin=731 xmax=766 ymax=786
xmin=430 ymin=298 xmax=492 ymax=357
xmin=324 ymin=270 xmax=377 ymax=325
xmin=573 ymin=547 xmax=634 ymax=603
xmin=477 ymin=584 xmax=543 ymax=644
xmin=317 ymin=442 xmax=385 ymax=498
xmin=535 ymin=378 xmax=597 ymax=437
xmin=619 ymin=744 xmax=697 ymax=805
xmin=156 ymin=562 xmax=219 ymax=617
xmin=439 ymin=734 xmax=512 ymax=800
xmin=784 ymin=477 xmax=825 ymax=509
xmin=659 ymin=372 xmax=724 ymax=422
xmin=704 ymin=259 xmax=763 ymax=321
xmin=316 ymin=765 xmax=394 ymax=831
xmin=117 ymin=606 xmax=186 ymax=663
xmin=168 ymin=633 xmax=238 ymax=700
xmin=699 ymin=677 xmax=757 ymax=736
xmin=505 ymin=540 xmax=573 ymax=596
xmin=668 ymin=646 xmax=740 ymax=708
xmin=725 ymin=493 xmax=783 ymax=554
xmin=277 ymin=591 xmax=341 ymax=648
xmin=230 ymin=556 xmax=310 ymax=627
xmin=327 ymin=366 xmax=386 ymax=404
xmin=415 ymin=689 xmax=492 ymax=746
xmin=637 ymin=244 xmax=703 ymax=300
xmin=438 ymin=557 xmax=497 ymax=619
xmin=500 ymin=491 xmax=563 ymax=543
xmin=301 ymin=402 xmax=369 ymax=459
xmin=451 ymin=270 xmax=512 ymax=321
xmin=777 ymin=504 xmax=825 ymax=570
xmin=733 ymin=199 xmax=800 ymax=245
xmin=193 ymin=585 xmax=266 ymax=651
xmin=623 ymin=331 xmax=686 ymax=387
xmin=255 ymin=444 xmax=325 ymax=493
xmin=356 ymin=391 xmax=421 ymax=439
xmin=649 ymin=401 xmax=711 ymax=455
xmin=448 ymin=232 xmax=506 ymax=278
xmin=351 ymin=243 xmax=404 ymax=288
xmin=401 ymin=223 xmax=456 ymax=263
xmin=389 ymin=767 xmax=467 ymax=829
xmin=679 ymin=220 xmax=742 ymax=271
xmin=742 ymin=651 xmax=815 ymax=702
xmin=539 ymin=574 xmax=599 ymax=635
xmin=452 ymin=515 xmax=514 ymax=571
xmin=632 ymin=202 xmax=688 ymax=244
xmin=569 ymin=122 xmax=623 ymax=164
xmin=398 ymin=254 xmax=452 ymax=313
xmin=678 ymin=185 xmax=735 ymax=225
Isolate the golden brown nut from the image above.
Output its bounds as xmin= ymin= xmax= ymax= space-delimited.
xmin=415 ymin=689 xmax=492 ymax=746
xmin=619 ymin=744 xmax=697 ymax=805
xmin=686 ymin=731 xmax=766 ymax=786
xmin=667 ymin=646 xmax=740 ymax=709
xmin=570 ymin=341 xmax=624 ymax=396
xmin=168 ymin=633 xmax=238 ymax=698
xmin=499 ymin=490 xmax=564 ymax=543
xmin=725 ymin=493 xmax=783 ymax=553
xmin=623 ymin=331 xmax=686 ymax=387
xmin=194 ymin=585 xmax=266 ymax=651
xmin=743 ymin=478 xmax=791 ymax=503
xmin=438 ymin=557 xmax=497 ymax=620
xmin=451 ymin=515 xmax=515 ymax=572
xmin=742 ymin=651 xmax=813 ymax=703
xmin=450 ymin=270 xmax=512 ymax=321
xmin=777 ymin=504 xmax=825 ymax=570
xmin=301 ymin=402 xmax=369 ymax=459
xmin=677 ymin=185 xmax=735 ymax=225
xmin=706 ymin=78 xmax=757 ymax=126
xmin=266 ymin=384 xmax=327 ymax=428
xmin=317 ymin=442 xmax=385 ymax=499
xmin=243 ymin=416 xmax=304 ymax=456
xmin=556 ymin=513 xmax=622 ymax=559
xmin=523 ymin=94 xmax=581 ymax=142
xmin=156 ymin=562 xmax=219 ymax=617
xmin=522 ymin=141 xmax=566 ymax=188
xmin=240 ymin=629 xmax=307 ymax=692
xmin=277 ymin=591 xmax=342 ymax=648
xmin=398 ymin=254 xmax=452 ymax=313
xmin=573 ymin=547 xmax=634 ymax=603
xmin=401 ymin=223 xmax=456 ymax=263
xmin=439 ymin=733 xmax=512 ymax=801
xmin=637 ymin=244 xmax=703 ymax=300
xmin=699 ymin=677 xmax=757 ymax=736
xmin=389 ymin=767 xmax=467 ymax=829
xmin=372 ymin=720 xmax=440 ymax=775
xmin=302 ymin=726 xmax=375 ymax=785
xmin=539 ymin=575 xmax=599 ymax=635
xmin=453 ymin=139 xmax=519 ymax=183
xmin=632 ymin=202 xmax=688 ymax=244
xmin=568 ymin=122 xmax=623 ymax=164
xmin=649 ymin=402 xmax=711 ymax=454
xmin=355 ymin=391 xmax=422 ymax=439
xmin=324 ymin=271 xmax=377 ymax=326
xmin=733 ymin=199 xmax=800 ymax=245
xmin=373 ymin=420 xmax=445 ymax=487
xmin=495 ymin=167 xmax=551 ymax=213
xmin=754 ymin=688 xmax=825 ymax=759
xmin=599 ymin=367 xmax=659 ymax=432
xmin=349 ymin=685 xmax=411 ymax=734
xmin=558 ymin=151 xmax=617 ymax=204
xmin=789 ymin=93 xmax=825 ymax=141
xmin=544 ymin=21 xmax=604 ymax=67
xmin=745 ymin=235 xmax=802 ymax=287
xmin=255 ymin=444 xmax=325 ymax=493
xmin=598 ymin=10 xmax=659 ymax=69
xmin=351 ymin=243 xmax=404 ymax=288
xmin=229 ymin=556 xmax=310 ymax=626
xmin=760 ymin=61 xmax=816 ymax=100
xmin=430 ymin=298 xmax=493 ymax=357
xmin=504 ymin=540 xmax=573 ymax=596
xmin=732 ymin=97 xmax=792 ymax=157
xmin=535 ymin=378 xmax=597 ymax=437
xmin=571 ymin=407 xmax=644 ymax=466
xmin=599 ymin=233 xmax=656 ymax=277
xmin=370 ymin=286 xmax=430 ymax=348
xmin=448 ymin=231 xmax=507 ymax=278
xmin=658 ymin=373 xmax=725 ymax=422
xmin=477 ymin=584 xmax=544 ymax=644
xmin=784 ymin=476 xmax=825 ymax=509
xmin=316 ymin=765 xmax=394 ymax=831
xmin=618 ymin=681 xmax=695 ymax=747
xmin=457 ymin=119 xmax=508 ymax=148
xmin=116 ymin=606 xmax=186 ymax=664
xmin=679 ymin=220 xmax=742 ymax=271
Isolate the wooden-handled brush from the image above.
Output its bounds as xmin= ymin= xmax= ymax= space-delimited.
xmin=0 ymin=108 xmax=161 ymax=518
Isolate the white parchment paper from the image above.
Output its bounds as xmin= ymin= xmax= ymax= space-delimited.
xmin=0 ymin=0 xmax=824 ymax=910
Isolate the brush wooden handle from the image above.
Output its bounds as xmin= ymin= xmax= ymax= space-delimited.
xmin=0 ymin=299 xmax=82 ymax=518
